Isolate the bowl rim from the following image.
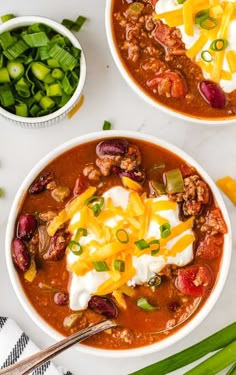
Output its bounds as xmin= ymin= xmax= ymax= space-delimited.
xmin=0 ymin=15 xmax=86 ymax=124
xmin=5 ymin=130 xmax=232 ymax=358
xmin=105 ymin=0 xmax=236 ymax=126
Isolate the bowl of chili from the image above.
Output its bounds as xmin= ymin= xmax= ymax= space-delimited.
xmin=5 ymin=131 xmax=232 ymax=357
xmin=0 ymin=16 xmax=86 ymax=128
xmin=106 ymin=0 xmax=236 ymax=125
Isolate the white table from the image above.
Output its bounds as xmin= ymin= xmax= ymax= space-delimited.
xmin=0 ymin=1 xmax=235 ymax=374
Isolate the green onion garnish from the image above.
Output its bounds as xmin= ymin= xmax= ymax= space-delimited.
xmin=137 ymin=297 xmax=158 ymax=311
xmin=1 ymin=14 xmax=15 ymax=23
xmin=149 ymin=240 xmax=160 ymax=256
xmin=148 ymin=275 xmax=162 ymax=287
xmin=200 ymin=16 xmax=218 ymax=30
xmin=103 ymin=120 xmax=112 ymax=131
xmin=0 ymin=187 xmax=4 ymax=197
xmin=210 ymin=38 xmax=229 ymax=52
xmin=62 ymin=16 xmax=87 ymax=32
xmin=85 ymin=195 xmax=104 ymax=217
xmin=160 ymin=223 xmax=171 ymax=239
xmin=93 ymin=261 xmax=109 ymax=272
xmin=0 ymin=22 xmax=82 ymax=117
xmin=68 ymin=240 xmax=83 ymax=256
xmin=134 ymin=239 xmax=150 ymax=251
xmin=114 ymin=259 xmax=126 ymax=272
xmin=165 ymin=168 xmax=184 ymax=194
xmin=201 ymin=50 xmax=213 ymax=63
xmin=116 ymin=229 xmax=129 ymax=244
xmin=177 ymin=0 xmax=187 ymax=3
xmin=195 ymin=9 xmax=210 ymax=25
xmin=75 ymin=227 xmax=88 ymax=241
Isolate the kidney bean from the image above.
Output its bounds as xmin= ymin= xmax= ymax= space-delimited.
xmin=73 ymin=174 xmax=88 ymax=196
xmin=43 ymin=230 xmax=70 ymax=261
xmin=96 ymin=139 xmax=129 ymax=157
xmin=12 ymin=238 xmax=30 ymax=272
xmin=198 ymin=80 xmax=226 ymax=109
xmin=29 ymin=171 xmax=54 ymax=194
xmin=88 ymin=296 xmax=118 ymax=319
xmin=113 ymin=166 xmax=145 ymax=183
xmin=17 ymin=214 xmax=37 ymax=240
xmin=168 ymin=301 xmax=181 ymax=312
xmin=54 ymin=292 xmax=69 ymax=305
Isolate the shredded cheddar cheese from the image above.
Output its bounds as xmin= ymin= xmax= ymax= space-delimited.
xmin=155 ymin=0 xmax=236 ymax=84
xmin=217 ymin=176 xmax=236 ymax=205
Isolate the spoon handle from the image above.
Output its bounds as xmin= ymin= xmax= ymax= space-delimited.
xmin=0 ymin=320 xmax=115 ymax=375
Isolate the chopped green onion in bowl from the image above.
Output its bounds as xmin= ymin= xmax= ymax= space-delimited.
xmin=0 ymin=15 xmax=86 ymax=127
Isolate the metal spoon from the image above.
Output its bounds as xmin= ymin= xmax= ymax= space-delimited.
xmin=0 ymin=320 xmax=116 ymax=375
xmin=0 ymin=297 xmax=202 ymax=374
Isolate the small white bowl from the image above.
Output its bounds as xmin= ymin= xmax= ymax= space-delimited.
xmin=0 ymin=16 xmax=86 ymax=128
xmin=105 ymin=1 xmax=236 ymax=126
xmin=5 ymin=131 xmax=232 ymax=358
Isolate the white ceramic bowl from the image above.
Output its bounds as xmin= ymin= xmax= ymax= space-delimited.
xmin=105 ymin=1 xmax=236 ymax=126
xmin=5 ymin=130 xmax=232 ymax=358
xmin=0 ymin=16 xmax=86 ymax=128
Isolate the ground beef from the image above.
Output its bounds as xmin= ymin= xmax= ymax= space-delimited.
xmin=200 ymin=208 xmax=227 ymax=235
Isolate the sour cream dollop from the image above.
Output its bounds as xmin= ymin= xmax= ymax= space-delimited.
xmin=67 ymin=186 xmax=194 ymax=311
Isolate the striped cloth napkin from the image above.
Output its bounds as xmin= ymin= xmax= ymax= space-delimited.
xmin=0 ymin=317 xmax=73 ymax=375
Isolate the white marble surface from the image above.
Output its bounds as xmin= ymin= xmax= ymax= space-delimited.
xmin=0 ymin=0 xmax=235 ymax=374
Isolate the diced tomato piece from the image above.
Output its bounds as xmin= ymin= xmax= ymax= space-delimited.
xmin=175 ymin=265 xmax=212 ymax=297
xmin=180 ymin=163 xmax=195 ymax=178
xmin=196 ymin=235 xmax=223 ymax=260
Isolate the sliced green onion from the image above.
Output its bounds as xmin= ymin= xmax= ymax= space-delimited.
xmin=68 ymin=240 xmax=83 ymax=255
xmin=15 ymin=77 xmax=30 ymax=97
xmin=38 ymin=45 xmax=50 ymax=61
xmin=195 ymin=9 xmax=210 ymax=25
xmin=46 ymin=83 xmax=63 ymax=97
xmin=74 ymin=227 xmax=87 ymax=241
xmin=201 ymin=50 xmax=213 ymax=63
xmin=0 ymin=187 xmax=4 ymax=197
xmin=160 ymin=223 xmax=171 ymax=239
xmin=62 ymin=72 xmax=74 ymax=95
xmin=137 ymin=297 xmax=158 ymax=311
xmin=40 ymin=96 xmax=55 ymax=110
xmin=48 ymin=44 xmax=77 ymax=72
xmin=0 ymin=67 xmax=10 ymax=83
xmin=165 ymin=168 xmax=184 ymax=194
xmin=47 ymin=58 xmax=60 ymax=68
xmin=43 ymin=74 xmax=55 ymax=84
xmin=0 ymin=31 xmax=16 ymax=50
xmin=72 ymin=16 xmax=87 ymax=32
xmin=149 ymin=240 xmax=160 ymax=256
xmin=30 ymin=103 xmax=40 ymax=116
xmin=93 ymin=261 xmax=109 ymax=272
xmin=114 ymin=259 xmax=126 ymax=272
xmin=210 ymin=38 xmax=228 ymax=52
xmin=3 ymin=40 xmax=29 ymax=60
xmin=51 ymin=68 xmax=64 ymax=80
xmin=62 ymin=19 xmax=75 ymax=30
xmin=103 ymin=120 xmax=112 ymax=130
xmin=1 ymin=14 xmax=15 ymax=23
xmin=7 ymin=61 xmax=24 ymax=80
xmin=0 ymin=84 xmax=15 ymax=106
xmin=134 ymin=239 xmax=150 ymax=251
xmin=148 ymin=275 xmax=162 ymax=287
xmin=200 ymin=16 xmax=218 ymax=30
xmin=34 ymin=90 xmax=44 ymax=102
xmin=15 ymin=102 xmax=28 ymax=117
xmin=31 ymin=62 xmax=51 ymax=81
xmin=85 ymin=196 xmax=104 ymax=217
xmin=116 ymin=229 xmax=129 ymax=244
xmin=177 ymin=0 xmax=187 ymax=3
xmin=22 ymin=32 xmax=49 ymax=47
